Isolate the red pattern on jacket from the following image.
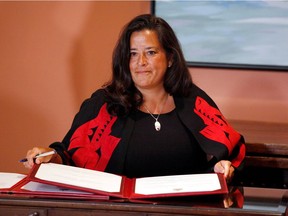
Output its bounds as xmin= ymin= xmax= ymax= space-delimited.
xmin=68 ymin=104 xmax=120 ymax=171
xmin=51 ymin=87 xmax=246 ymax=173
xmin=194 ymin=96 xmax=245 ymax=167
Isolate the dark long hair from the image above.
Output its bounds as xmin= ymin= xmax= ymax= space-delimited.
xmin=104 ymin=14 xmax=193 ymax=116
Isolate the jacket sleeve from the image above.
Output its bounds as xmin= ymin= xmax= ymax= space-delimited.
xmin=194 ymin=95 xmax=246 ymax=170
xmin=49 ymin=89 xmax=107 ymax=165
xmin=176 ymin=84 xmax=246 ymax=171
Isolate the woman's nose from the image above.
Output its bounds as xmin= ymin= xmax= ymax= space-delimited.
xmin=138 ymin=54 xmax=147 ymax=66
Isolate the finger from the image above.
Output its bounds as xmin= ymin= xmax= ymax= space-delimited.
xmin=25 ymin=149 xmax=37 ymax=168
xmin=223 ymin=162 xmax=231 ymax=178
xmin=227 ymin=166 xmax=235 ymax=182
xmin=23 ymin=161 xmax=33 ymax=169
xmin=214 ymin=162 xmax=225 ymax=174
xmin=33 ymin=148 xmax=56 ymax=164
xmin=34 ymin=156 xmax=49 ymax=164
xmin=214 ymin=161 xmax=231 ymax=179
xmin=23 ymin=147 xmax=43 ymax=168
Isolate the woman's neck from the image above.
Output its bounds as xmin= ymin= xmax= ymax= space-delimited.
xmin=139 ymin=90 xmax=175 ymax=114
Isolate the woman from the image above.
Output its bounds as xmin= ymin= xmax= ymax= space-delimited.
xmin=23 ymin=14 xmax=245 ymax=182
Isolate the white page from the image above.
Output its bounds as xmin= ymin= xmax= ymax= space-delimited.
xmin=0 ymin=173 xmax=26 ymax=189
xmin=135 ymin=173 xmax=221 ymax=195
xmin=35 ymin=163 xmax=122 ymax=193
xmin=21 ymin=181 xmax=93 ymax=194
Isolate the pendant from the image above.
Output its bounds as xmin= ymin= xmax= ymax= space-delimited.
xmin=154 ymin=120 xmax=161 ymax=131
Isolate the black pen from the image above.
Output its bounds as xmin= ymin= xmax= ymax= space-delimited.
xmin=19 ymin=150 xmax=56 ymax=162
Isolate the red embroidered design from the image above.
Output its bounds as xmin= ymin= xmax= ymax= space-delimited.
xmin=231 ymin=142 xmax=246 ymax=168
xmin=68 ymin=104 xmax=120 ymax=171
xmin=194 ymin=96 xmax=241 ymax=154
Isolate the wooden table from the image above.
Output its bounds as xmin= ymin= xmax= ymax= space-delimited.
xmin=0 ymin=187 xmax=287 ymax=216
xmin=230 ymin=120 xmax=288 ymax=188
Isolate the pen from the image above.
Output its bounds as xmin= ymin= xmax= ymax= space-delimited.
xmin=19 ymin=150 xmax=56 ymax=163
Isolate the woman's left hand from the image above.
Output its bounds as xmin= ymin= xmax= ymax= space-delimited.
xmin=214 ymin=160 xmax=234 ymax=182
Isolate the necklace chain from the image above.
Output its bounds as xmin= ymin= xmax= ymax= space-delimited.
xmin=143 ymin=94 xmax=168 ymax=131
xmin=143 ymin=107 xmax=160 ymax=121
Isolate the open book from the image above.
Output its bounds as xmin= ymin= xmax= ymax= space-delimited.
xmin=1 ymin=163 xmax=228 ymax=200
xmin=0 ymin=171 xmax=108 ymax=200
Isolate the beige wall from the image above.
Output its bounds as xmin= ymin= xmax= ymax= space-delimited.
xmin=191 ymin=67 xmax=288 ymax=124
xmin=0 ymin=1 xmax=287 ymax=173
xmin=0 ymin=1 xmax=150 ymax=173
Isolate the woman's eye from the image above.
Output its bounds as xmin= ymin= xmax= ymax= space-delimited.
xmin=130 ymin=52 xmax=137 ymax=57
xmin=147 ymin=50 xmax=156 ymax=55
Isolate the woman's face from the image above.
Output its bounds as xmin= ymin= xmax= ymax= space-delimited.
xmin=129 ymin=29 xmax=171 ymax=92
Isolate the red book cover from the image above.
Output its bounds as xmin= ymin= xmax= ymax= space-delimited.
xmin=0 ymin=171 xmax=109 ymax=200
xmin=24 ymin=163 xmax=228 ymax=200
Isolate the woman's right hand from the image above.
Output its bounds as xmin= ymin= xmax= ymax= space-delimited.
xmin=23 ymin=147 xmax=58 ymax=169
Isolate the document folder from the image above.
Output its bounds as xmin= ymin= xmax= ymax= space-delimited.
xmin=20 ymin=163 xmax=228 ymax=200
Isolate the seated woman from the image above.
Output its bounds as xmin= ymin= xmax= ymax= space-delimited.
xmin=23 ymin=14 xmax=246 ymax=183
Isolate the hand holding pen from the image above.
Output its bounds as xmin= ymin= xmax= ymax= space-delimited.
xmin=21 ymin=147 xmax=59 ymax=169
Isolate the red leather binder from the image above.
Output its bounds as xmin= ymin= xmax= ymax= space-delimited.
xmin=0 ymin=172 xmax=109 ymax=200
xmin=22 ymin=163 xmax=228 ymax=201
xmin=0 ymin=173 xmax=26 ymax=194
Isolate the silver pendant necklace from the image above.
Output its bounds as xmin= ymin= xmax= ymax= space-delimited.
xmin=144 ymin=110 xmax=161 ymax=131
xmin=143 ymin=94 xmax=168 ymax=132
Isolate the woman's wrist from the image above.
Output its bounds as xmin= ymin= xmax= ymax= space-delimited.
xmin=50 ymin=150 xmax=63 ymax=164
